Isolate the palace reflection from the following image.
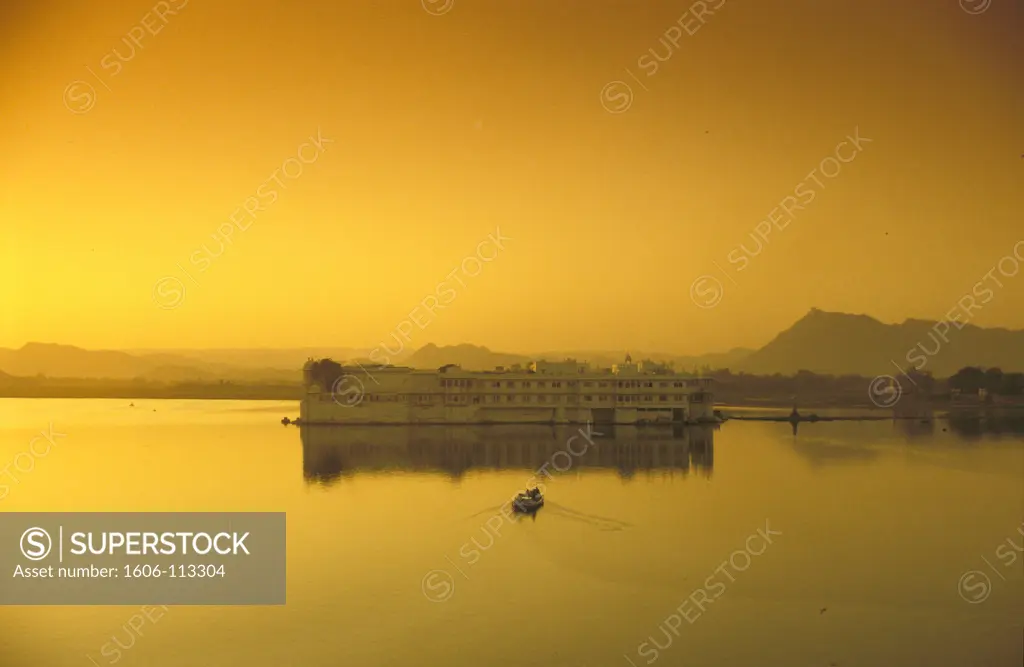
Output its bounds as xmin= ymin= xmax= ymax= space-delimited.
xmin=299 ymin=424 xmax=715 ymax=485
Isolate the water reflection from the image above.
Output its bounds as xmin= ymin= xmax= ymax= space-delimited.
xmin=781 ymin=415 xmax=1024 ymax=468
xmin=895 ymin=418 xmax=936 ymax=439
xmin=300 ymin=424 xmax=715 ymax=484
xmin=945 ymin=411 xmax=1024 ymax=439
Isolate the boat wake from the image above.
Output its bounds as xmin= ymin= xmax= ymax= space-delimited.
xmin=541 ymin=501 xmax=632 ymax=531
xmin=464 ymin=500 xmax=630 ymax=531
xmin=464 ymin=503 xmax=511 ymax=520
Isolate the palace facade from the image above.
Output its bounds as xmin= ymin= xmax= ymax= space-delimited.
xmin=299 ymin=356 xmax=717 ymax=426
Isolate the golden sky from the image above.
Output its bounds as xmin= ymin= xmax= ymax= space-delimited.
xmin=2 ymin=0 xmax=1022 ymax=354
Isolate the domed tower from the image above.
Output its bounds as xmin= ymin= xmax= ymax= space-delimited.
xmin=302 ymin=358 xmax=316 ymax=389
xmin=302 ymin=358 xmax=323 ymax=395
xmin=300 ymin=358 xmax=320 ymax=424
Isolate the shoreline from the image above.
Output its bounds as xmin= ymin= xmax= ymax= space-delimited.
xmin=2 ymin=393 xmax=1022 ymax=420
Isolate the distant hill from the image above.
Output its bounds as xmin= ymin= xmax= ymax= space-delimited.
xmin=0 ymin=342 xmax=752 ymax=379
xmin=0 ymin=343 xmax=297 ymax=382
xmin=5 ymin=310 xmax=1020 ymax=383
xmin=0 ymin=343 xmax=160 ymax=380
xmin=402 ymin=344 xmax=531 ymax=370
xmin=400 ymin=343 xmax=753 ymax=372
xmin=735 ymin=308 xmax=1024 ymax=376
xmin=127 ymin=347 xmax=368 ymax=370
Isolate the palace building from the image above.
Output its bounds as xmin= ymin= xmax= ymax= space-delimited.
xmin=299 ymin=355 xmax=717 ymax=426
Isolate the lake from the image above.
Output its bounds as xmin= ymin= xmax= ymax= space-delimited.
xmin=1 ymin=398 xmax=1022 ymax=667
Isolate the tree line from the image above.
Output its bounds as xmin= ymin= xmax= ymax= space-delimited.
xmin=948 ymin=367 xmax=1024 ymax=396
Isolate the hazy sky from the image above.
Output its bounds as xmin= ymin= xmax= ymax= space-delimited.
xmin=2 ymin=0 xmax=1022 ymax=354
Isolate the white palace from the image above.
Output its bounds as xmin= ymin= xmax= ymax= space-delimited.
xmin=299 ymin=355 xmax=717 ymax=426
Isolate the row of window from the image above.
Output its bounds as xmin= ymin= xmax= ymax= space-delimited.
xmin=441 ymin=379 xmax=699 ymax=389
xmin=364 ymin=394 xmax=692 ymax=405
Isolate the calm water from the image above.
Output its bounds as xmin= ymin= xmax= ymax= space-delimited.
xmin=1 ymin=398 xmax=1022 ymax=667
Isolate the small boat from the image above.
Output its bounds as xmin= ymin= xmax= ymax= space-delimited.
xmin=512 ymin=487 xmax=544 ymax=513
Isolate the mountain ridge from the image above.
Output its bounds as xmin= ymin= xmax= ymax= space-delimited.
xmin=2 ymin=308 xmax=1022 ymax=379
xmin=735 ymin=308 xmax=1024 ymax=376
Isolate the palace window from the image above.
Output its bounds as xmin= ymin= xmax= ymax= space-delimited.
xmin=523 ymin=382 xmax=531 ymax=388
xmin=492 ymin=381 xmax=500 ymax=388
xmin=583 ymin=381 xmax=593 ymax=387
xmin=659 ymin=382 xmax=668 ymax=388
xmin=538 ymin=395 xmax=546 ymax=403
xmin=538 ymin=381 xmax=546 ymax=388
xmin=659 ymin=395 xmax=668 ymax=402
xmin=584 ymin=395 xmax=593 ymax=402
xmin=507 ymin=395 xmax=515 ymax=402
xmin=552 ymin=381 xmax=562 ymax=388
xmin=507 ymin=381 xmax=516 ymax=388
xmin=599 ymin=382 xmax=608 ymax=387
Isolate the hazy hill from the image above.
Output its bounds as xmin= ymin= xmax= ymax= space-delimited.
xmin=128 ymin=347 xmax=368 ymax=370
xmin=401 ymin=343 xmax=753 ymax=372
xmin=0 ymin=343 xmax=297 ymax=382
xmin=0 ymin=343 xmax=161 ymax=380
xmin=403 ymin=344 xmax=531 ymax=370
xmin=735 ymin=308 xmax=1024 ymax=376
xmin=5 ymin=309 xmax=1021 ymax=382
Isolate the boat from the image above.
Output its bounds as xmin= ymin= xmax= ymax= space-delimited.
xmin=512 ymin=487 xmax=544 ymax=513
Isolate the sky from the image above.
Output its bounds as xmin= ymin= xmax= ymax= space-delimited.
xmin=2 ymin=0 xmax=1022 ymax=355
